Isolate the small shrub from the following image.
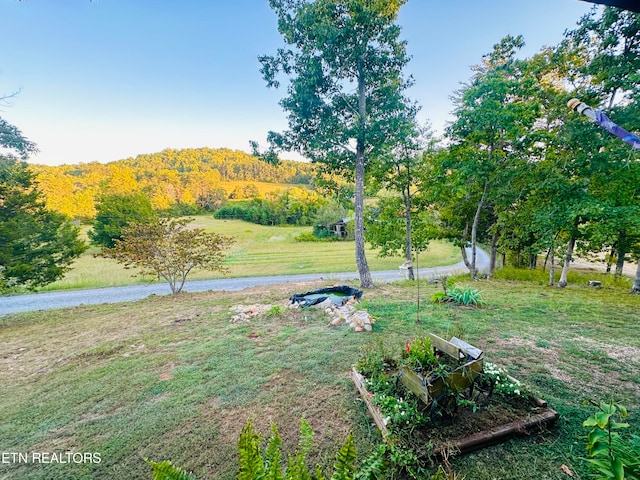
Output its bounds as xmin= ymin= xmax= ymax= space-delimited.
xmin=446 ymin=286 xmax=483 ymax=306
xmin=432 ymin=285 xmax=484 ymax=307
xmin=265 ymin=305 xmax=284 ymax=317
xmin=355 ymin=337 xmax=398 ymax=381
xmin=431 ymin=291 xmax=447 ymax=304
xmin=294 ymin=231 xmax=334 ymax=242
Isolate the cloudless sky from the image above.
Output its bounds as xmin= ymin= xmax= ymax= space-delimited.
xmin=1 ymin=0 xmax=596 ymax=166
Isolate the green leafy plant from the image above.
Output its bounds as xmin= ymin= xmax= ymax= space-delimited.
xmin=236 ymin=418 xmax=366 ymax=480
xmin=265 ymin=305 xmax=285 ymax=317
xmin=373 ymin=392 xmax=426 ymax=431
xmin=431 ymin=291 xmax=447 ymax=304
xmin=482 ymin=362 xmax=524 ymax=397
xmin=145 ymin=460 xmax=197 ymax=480
xmin=355 ymin=338 xmax=398 ymax=381
xmin=583 ymin=401 xmax=640 ymax=480
xmin=445 ymin=287 xmax=483 ymax=306
xmin=432 ymin=283 xmax=484 ymax=307
xmin=402 ymin=337 xmax=438 ymax=373
xmin=382 ymin=442 xmax=430 ymax=479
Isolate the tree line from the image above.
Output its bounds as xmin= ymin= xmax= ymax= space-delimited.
xmin=378 ymin=8 xmax=640 ymax=291
xmin=256 ymin=1 xmax=640 ymax=291
xmin=29 ymin=148 xmax=316 ymax=220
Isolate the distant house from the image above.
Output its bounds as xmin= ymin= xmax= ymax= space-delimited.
xmin=329 ymin=217 xmax=353 ymax=238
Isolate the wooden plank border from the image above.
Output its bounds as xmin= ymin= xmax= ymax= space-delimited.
xmin=351 ymin=367 xmax=558 ymax=454
xmin=350 ymin=367 xmax=390 ymax=439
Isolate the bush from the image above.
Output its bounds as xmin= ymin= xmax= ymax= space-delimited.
xmin=432 ymin=285 xmax=484 ymax=307
xmin=446 ymin=286 xmax=483 ymax=306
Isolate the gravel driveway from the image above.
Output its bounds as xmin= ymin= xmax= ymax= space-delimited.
xmin=0 ymin=248 xmax=489 ymax=315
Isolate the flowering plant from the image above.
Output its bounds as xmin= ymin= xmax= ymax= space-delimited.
xmin=374 ymin=393 xmax=425 ymax=430
xmin=483 ymin=362 xmax=524 ymax=397
xmin=402 ymin=337 xmax=438 ymax=373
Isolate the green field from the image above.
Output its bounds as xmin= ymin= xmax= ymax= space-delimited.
xmin=40 ymin=216 xmax=461 ymax=291
xmin=1 ymin=267 xmax=639 ymax=479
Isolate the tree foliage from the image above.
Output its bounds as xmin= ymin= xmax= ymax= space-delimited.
xmin=101 ymin=217 xmax=234 ymax=294
xmin=89 ymin=192 xmax=157 ymax=248
xmin=258 ymin=0 xmax=413 ymax=287
xmin=0 ymin=117 xmax=87 ymax=291
xmin=214 ymin=187 xmax=329 ymax=226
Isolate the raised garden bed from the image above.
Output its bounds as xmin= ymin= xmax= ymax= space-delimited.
xmin=351 ymin=335 xmax=559 ymax=457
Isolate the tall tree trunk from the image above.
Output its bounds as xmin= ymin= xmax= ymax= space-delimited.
xmin=548 ymin=244 xmax=555 ymax=286
xmin=402 ymin=185 xmax=415 ymax=281
xmin=470 ymin=180 xmax=488 ymax=280
xmin=558 ymin=235 xmax=576 ymax=288
xmin=606 ymin=243 xmax=615 ymax=274
xmin=489 ymin=230 xmax=498 ymax=278
xmin=631 ymin=259 xmax=640 ymax=293
xmin=615 ymin=231 xmax=627 ymax=278
xmin=355 ymin=64 xmax=373 ymax=288
xmin=460 ymin=222 xmax=472 ymax=272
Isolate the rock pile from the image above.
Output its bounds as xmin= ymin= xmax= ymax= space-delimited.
xmin=229 ymin=295 xmax=375 ymax=333
xmin=292 ymin=296 xmax=374 ymax=333
xmin=327 ymin=305 xmax=375 ymax=332
xmin=229 ymin=304 xmax=274 ymax=323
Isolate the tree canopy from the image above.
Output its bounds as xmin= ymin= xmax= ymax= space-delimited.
xmin=0 ymin=117 xmax=86 ymax=291
xmin=101 ymin=217 xmax=234 ymax=294
xmin=89 ymin=192 xmax=157 ymax=248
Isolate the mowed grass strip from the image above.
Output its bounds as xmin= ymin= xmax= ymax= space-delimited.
xmin=40 ymin=216 xmax=460 ymax=291
xmin=1 ymin=269 xmax=639 ymax=479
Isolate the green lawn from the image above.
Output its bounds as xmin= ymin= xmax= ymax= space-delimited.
xmin=1 ymin=268 xmax=639 ymax=479
xmin=39 ymin=216 xmax=460 ymax=291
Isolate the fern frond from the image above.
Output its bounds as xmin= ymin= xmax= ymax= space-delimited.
xmin=298 ymin=417 xmax=314 ymax=456
xmin=265 ymin=422 xmax=284 ymax=480
xmin=330 ymin=434 xmax=357 ymax=480
xmin=354 ymin=444 xmax=386 ymax=480
xmin=145 ymin=459 xmax=198 ymax=480
xmin=238 ymin=419 xmax=266 ymax=480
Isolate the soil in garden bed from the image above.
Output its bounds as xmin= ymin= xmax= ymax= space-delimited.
xmin=413 ymin=395 xmax=545 ymax=444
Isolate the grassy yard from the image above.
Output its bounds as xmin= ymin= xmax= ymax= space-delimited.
xmin=39 ymin=216 xmax=460 ymax=291
xmin=1 ymin=268 xmax=639 ymax=479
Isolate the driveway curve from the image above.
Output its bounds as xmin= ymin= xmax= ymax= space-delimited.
xmin=0 ymin=247 xmax=489 ymax=315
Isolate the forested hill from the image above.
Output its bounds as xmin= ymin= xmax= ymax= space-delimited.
xmin=120 ymin=148 xmax=313 ymax=183
xmin=30 ymin=148 xmax=316 ymax=220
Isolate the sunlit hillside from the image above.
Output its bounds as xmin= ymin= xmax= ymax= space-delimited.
xmin=29 ymin=148 xmax=316 ymax=220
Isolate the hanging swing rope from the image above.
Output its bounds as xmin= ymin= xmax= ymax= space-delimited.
xmin=567 ymin=98 xmax=640 ymax=151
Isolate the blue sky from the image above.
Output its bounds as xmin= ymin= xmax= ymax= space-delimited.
xmin=1 ymin=0 xmax=595 ymax=166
